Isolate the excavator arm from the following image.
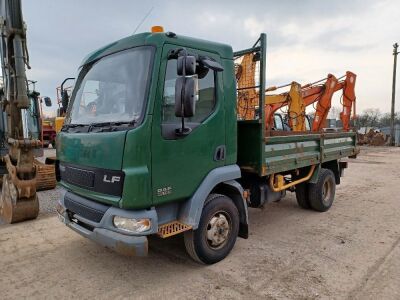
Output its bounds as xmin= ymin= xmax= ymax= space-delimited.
xmin=236 ymin=53 xmax=259 ymax=120
xmin=304 ymin=72 xmax=357 ymax=131
xmin=0 ymin=0 xmax=40 ymax=223
xmin=339 ymin=71 xmax=357 ymax=131
xmin=311 ymin=74 xmax=338 ymax=131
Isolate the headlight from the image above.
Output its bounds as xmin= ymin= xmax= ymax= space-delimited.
xmin=113 ymin=216 xmax=151 ymax=233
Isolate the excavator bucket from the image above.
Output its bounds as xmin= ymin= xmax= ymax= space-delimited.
xmin=0 ymin=175 xmax=39 ymax=223
xmin=35 ymin=159 xmax=57 ymax=191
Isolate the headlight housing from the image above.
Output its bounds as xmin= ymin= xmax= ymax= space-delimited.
xmin=113 ymin=216 xmax=151 ymax=233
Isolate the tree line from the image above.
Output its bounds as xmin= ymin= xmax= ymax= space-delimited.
xmin=356 ymin=109 xmax=400 ymax=129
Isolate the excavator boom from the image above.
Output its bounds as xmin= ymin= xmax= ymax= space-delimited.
xmin=312 ymin=74 xmax=338 ymax=131
xmin=0 ymin=0 xmax=40 ymax=223
xmin=236 ymin=52 xmax=259 ymax=120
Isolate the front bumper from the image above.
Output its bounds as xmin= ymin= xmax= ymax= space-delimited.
xmin=57 ymin=190 xmax=158 ymax=257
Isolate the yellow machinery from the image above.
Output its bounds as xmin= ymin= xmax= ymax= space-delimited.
xmin=265 ymin=82 xmax=306 ymax=131
xmin=235 ymin=53 xmax=357 ymax=133
xmin=55 ymin=78 xmax=74 ymax=133
xmin=236 ymin=53 xmax=306 ymax=131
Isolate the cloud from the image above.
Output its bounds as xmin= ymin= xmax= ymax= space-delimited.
xmin=3 ymin=0 xmax=398 ymax=114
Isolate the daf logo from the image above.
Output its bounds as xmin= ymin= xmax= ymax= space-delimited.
xmin=103 ymin=175 xmax=121 ymax=183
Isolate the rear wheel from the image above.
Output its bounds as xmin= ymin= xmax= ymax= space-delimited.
xmin=295 ymin=183 xmax=311 ymax=209
xmin=184 ymin=194 xmax=239 ymax=264
xmin=308 ymin=168 xmax=336 ymax=212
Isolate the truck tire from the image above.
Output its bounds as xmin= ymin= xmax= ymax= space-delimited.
xmin=308 ymin=168 xmax=336 ymax=212
xmin=184 ymin=194 xmax=239 ymax=264
xmin=295 ymin=183 xmax=311 ymax=209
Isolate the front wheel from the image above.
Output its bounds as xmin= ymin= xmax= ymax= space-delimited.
xmin=184 ymin=194 xmax=239 ymax=264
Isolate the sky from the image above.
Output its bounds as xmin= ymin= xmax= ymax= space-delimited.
xmin=19 ymin=0 xmax=400 ymax=116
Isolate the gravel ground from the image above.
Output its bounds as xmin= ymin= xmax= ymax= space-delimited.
xmin=38 ymin=186 xmax=61 ymax=215
xmin=0 ymin=146 xmax=400 ymax=299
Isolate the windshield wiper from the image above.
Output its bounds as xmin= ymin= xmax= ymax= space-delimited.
xmin=88 ymin=120 xmax=137 ymax=132
xmin=61 ymin=123 xmax=87 ymax=132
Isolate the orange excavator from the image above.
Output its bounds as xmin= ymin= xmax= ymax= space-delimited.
xmin=236 ymin=53 xmax=357 ymax=133
xmin=264 ymin=72 xmax=356 ymax=132
xmin=301 ymin=71 xmax=357 ymax=131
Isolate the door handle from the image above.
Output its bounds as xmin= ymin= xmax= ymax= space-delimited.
xmin=214 ymin=145 xmax=226 ymax=161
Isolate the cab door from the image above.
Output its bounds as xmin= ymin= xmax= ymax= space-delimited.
xmin=151 ymin=44 xmax=225 ymax=205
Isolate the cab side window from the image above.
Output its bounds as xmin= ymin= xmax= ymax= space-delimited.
xmin=274 ymin=114 xmax=284 ymax=130
xmin=162 ymin=59 xmax=216 ymax=126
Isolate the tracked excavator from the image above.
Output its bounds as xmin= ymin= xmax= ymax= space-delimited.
xmin=0 ymin=0 xmax=55 ymax=223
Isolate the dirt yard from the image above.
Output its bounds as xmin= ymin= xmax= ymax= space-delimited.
xmin=0 ymin=147 xmax=399 ymax=299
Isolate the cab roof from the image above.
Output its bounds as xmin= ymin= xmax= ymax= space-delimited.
xmin=80 ymin=32 xmax=233 ymax=67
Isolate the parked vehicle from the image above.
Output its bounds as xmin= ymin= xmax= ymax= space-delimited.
xmin=56 ymin=29 xmax=359 ymax=264
xmin=41 ymin=120 xmax=56 ymax=148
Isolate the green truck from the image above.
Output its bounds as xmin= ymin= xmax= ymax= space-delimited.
xmin=56 ymin=30 xmax=358 ymax=264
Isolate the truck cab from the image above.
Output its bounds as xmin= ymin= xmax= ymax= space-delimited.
xmin=57 ymin=29 xmax=248 ymax=263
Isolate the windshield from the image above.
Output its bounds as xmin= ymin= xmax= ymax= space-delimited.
xmin=68 ymin=46 xmax=153 ymax=125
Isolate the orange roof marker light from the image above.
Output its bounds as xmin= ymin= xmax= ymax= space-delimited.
xmin=151 ymin=26 xmax=164 ymax=33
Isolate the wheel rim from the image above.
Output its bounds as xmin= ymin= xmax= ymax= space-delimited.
xmin=205 ymin=211 xmax=231 ymax=250
xmin=322 ymin=178 xmax=333 ymax=205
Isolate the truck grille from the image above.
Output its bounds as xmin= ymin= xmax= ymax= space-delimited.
xmin=59 ymin=162 xmax=125 ymax=197
xmin=64 ymin=166 xmax=95 ymax=188
xmin=64 ymin=192 xmax=109 ymax=223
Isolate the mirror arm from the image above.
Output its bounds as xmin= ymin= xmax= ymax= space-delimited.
xmin=176 ymin=51 xmax=188 ymax=136
xmin=60 ymin=77 xmax=75 ymax=110
xmin=61 ymin=77 xmax=75 ymax=92
xmin=199 ymin=56 xmax=224 ymax=72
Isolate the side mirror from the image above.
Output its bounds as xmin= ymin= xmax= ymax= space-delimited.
xmin=43 ymin=97 xmax=52 ymax=107
xmin=174 ymin=54 xmax=198 ymax=136
xmin=175 ymin=76 xmax=198 ymax=118
xmin=177 ymin=55 xmax=196 ymax=76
